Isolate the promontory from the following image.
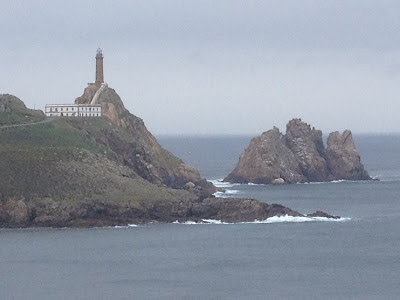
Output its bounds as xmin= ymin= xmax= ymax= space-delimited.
xmin=0 ymin=93 xmax=339 ymax=227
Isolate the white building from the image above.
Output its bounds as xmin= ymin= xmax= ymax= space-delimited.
xmin=45 ymin=104 xmax=102 ymax=118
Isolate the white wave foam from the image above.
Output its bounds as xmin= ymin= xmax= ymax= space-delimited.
xmin=213 ymin=189 xmax=240 ymax=198
xmin=173 ymin=220 xmax=198 ymax=225
xmin=208 ymin=179 xmax=239 ymax=188
xmin=242 ymin=215 xmax=351 ymax=224
xmin=202 ymin=219 xmax=230 ymax=224
xmin=299 ymin=179 xmax=357 ymax=185
xmin=225 ymin=190 xmax=239 ymax=194
xmin=113 ymin=224 xmax=138 ymax=228
xmin=172 ymin=215 xmax=350 ymax=225
xmin=173 ymin=219 xmax=229 ymax=225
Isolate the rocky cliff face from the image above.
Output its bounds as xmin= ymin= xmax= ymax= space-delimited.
xmin=225 ymin=127 xmax=305 ymax=184
xmin=225 ymin=119 xmax=370 ymax=184
xmin=74 ymin=85 xmax=214 ymax=196
xmin=326 ymin=130 xmax=370 ymax=180
xmin=285 ymin=119 xmax=330 ymax=181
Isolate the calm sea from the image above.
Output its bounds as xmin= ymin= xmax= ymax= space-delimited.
xmin=1 ymin=134 xmax=399 ymax=299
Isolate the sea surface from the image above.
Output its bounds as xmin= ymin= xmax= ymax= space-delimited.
xmin=1 ymin=134 xmax=400 ymax=299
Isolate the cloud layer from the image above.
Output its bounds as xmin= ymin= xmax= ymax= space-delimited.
xmin=1 ymin=1 xmax=400 ymax=134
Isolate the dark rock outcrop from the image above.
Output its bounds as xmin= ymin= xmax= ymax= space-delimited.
xmin=0 ymin=194 xmax=340 ymax=227
xmin=307 ymin=210 xmax=340 ymax=219
xmin=225 ymin=118 xmax=371 ymax=184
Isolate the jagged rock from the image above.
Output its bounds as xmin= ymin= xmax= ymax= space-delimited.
xmin=326 ymin=130 xmax=371 ymax=180
xmin=225 ymin=118 xmax=370 ymax=184
xmin=224 ymin=127 xmax=306 ymax=184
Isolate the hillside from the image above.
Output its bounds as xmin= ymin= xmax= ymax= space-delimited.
xmin=0 ymin=94 xmax=44 ymax=125
xmin=0 ymin=93 xmax=211 ymax=227
xmin=0 ymin=94 xmax=337 ymax=227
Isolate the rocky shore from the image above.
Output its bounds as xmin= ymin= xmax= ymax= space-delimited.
xmin=0 ymin=195 xmax=339 ymax=228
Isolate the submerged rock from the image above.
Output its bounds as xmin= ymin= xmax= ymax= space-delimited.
xmin=225 ymin=118 xmax=371 ymax=184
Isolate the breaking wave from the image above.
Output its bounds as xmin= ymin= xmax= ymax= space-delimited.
xmin=113 ymin=224 xmax=138 ymax=229
xmin=208 ymin=179 xmax=239 ymax=188
xmin=173 ymin=215 xmax=351 ymax=225
xmin=213 ymin=189 xmax=240 ymax=198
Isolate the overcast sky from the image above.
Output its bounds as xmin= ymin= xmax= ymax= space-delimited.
xmin=1 ymin=0 xmax=400 ymax=135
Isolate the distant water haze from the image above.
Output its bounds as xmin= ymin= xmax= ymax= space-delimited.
xmin=1 ymin=1 xmax=400 ymax=135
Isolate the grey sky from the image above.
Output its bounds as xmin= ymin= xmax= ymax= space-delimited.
xmin=1 ymin=0 xmax=399 ymax=134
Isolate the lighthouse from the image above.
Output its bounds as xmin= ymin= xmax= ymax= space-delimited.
xmin=95 ymin=48 xmax=104 ymax=85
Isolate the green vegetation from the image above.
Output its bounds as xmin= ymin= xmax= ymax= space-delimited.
xmin=0 ymin=119 xmax=117 ymax=159
xmin=0 ymin=110 xmax=42 ymax=125
xmin=0 ymin=146 xmax=192 ymax=205
xmin=0 ymin=117 xmax=192 ymax=205
xmin=159 ymin=147 xmax=182 ymax=169
xmin=0 ymin=94 xmax=44 ymax=125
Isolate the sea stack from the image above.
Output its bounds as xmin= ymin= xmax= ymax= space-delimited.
xmin=225 ymin=118 xmax=371 ymax=184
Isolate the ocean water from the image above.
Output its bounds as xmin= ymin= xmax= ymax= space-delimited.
xmin=1 ymin=134 xmax=400 ymax=299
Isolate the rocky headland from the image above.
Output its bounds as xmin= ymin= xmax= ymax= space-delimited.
xmin=225 ymin=118 xmax=371 ymax=184
xmin=0 ymin=93 xmax=339 ymax=227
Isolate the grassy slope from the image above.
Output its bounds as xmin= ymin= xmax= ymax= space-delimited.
xmin=0 ymin=96 xmax=44 ymax=125
xmin=0 ymin=119 xmax=194 ymax=206
xmin=65 ymin=117 xmax=184 ymax=175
